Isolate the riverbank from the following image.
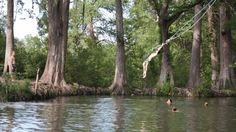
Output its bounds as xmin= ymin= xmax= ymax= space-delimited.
xmin=0 ymin=79 xmax=34 ymax=101
xmin=1 ymin=78 xmax=236 ymax=101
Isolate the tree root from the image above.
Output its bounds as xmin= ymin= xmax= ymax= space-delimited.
xmin=29 ymin=82 xmax=236 ymax=97
xmin=31 ymin=81 xmax=72 ymax=96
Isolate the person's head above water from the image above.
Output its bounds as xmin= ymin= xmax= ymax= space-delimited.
xmin=172 ymin=107 xmax=178 ymax=112
xmin=166 ymin=98 xmax=172 ymax=105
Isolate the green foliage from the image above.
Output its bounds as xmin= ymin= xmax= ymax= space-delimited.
xmin=230 ymin=62 xmax=236 ymax=68
xmin=160 ymin=82 xmax=172 ymax=96
xmin=156 ymin=81 xmax=174 ymax=96
xmin=201 ymin=15 xmax=215 ymax=90
xmin=36 ymin=0 xmax=48 ymax=36
xmin=171 ymin=42 xmax=191 ymax=87
xmin=0 ymin=23 xmax=5 ymax=73
xmin=124 ymin=0 xmax=160 ymax=89
xmin=69 ymin=0 xmax=116 ymax=39
xmin=193 ymin=84 xmax=213 ymax=97
xmin=0 ymin=0 xmax=234 ymax=97
xmin=64 ymin=0 xmax=118 ymax=88
xmin=15 ymin=35 xmax=47 ymax=79
xmin=0 ymin=76 xmax=32 ymax=101
xmin=65 ymin=38 xmax=115 ymax=87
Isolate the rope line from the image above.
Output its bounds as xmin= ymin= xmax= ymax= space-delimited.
xmin=171 ymin=0 xmax=216 ymax=40
xmin=171 ymin=0 xmax=215 ymax=39
xmin=143 ymin=0 xmax=217 ymax=78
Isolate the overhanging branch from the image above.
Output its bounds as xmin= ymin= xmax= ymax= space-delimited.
xmin=168 ymin=0 xmax=203 ymax=25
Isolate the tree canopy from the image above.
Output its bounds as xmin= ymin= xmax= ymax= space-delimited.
xmin=0 ymin=0 xmax=236 ymax=96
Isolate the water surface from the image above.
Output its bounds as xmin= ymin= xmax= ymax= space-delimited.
xmin=0 ymin=96 xmax=236 ymax=132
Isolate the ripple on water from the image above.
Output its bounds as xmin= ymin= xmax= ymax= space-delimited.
xmin=1 ymin=97 xmax=236 ymax=131
xmin=0 ymin=102 xmax=50 ymax=131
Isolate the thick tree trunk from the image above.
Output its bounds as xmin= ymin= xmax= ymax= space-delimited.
xmin=40 ymin=0 xmax=70 ymax=93
xmin=218 ymin=1 xmax=235 ymax=89
xmin=187 ymin=4 xmax=202 ymax=89
xmin=3 ymin=0 xmax=14 ymax=74
xmin=207 ymin=6 xmax=219 ymax=90
xmin=110 ymin=0 xmax=127 ymax=95
xmin=157 ymin=21 xmax=174 ymax=87
xmin=156 ymin=0 xmax=174 ymax=87
xmin=146 ymin=0 xmax=201 ymax=88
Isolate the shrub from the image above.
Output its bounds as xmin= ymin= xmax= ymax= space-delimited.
xmin=0 ymin=78 xmax=33 ymax=101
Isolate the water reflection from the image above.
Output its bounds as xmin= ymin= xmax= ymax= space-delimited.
xmin=45 ymin=97 xmax=65 ymax=132
xmin=0 ymin=102 xmax=49 ymax=131
xmin=3 ymin=106 xmax=14 ymax=132
xmin=0 ymin=97 xmax=236 ymax=131
xmin=112 ymin=97 xmax=125 ymax=131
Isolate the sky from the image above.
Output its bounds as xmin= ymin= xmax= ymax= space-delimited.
xmin=0 ymin=0 xmax=39 ymax=39
xmin=7 ymin=0 xmax=115 ymax=41
xmin=14 ymin=16 xmax=38 ymax=39
xmin=14 ymin=1 xmax=39 ymax=39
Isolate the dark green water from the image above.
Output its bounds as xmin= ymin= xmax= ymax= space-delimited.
xmin=0 ymin=96 xmax=236 ymax=132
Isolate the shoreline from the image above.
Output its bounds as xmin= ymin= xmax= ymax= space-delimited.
xmin=0 ymin=79 xmax=236 ymax=102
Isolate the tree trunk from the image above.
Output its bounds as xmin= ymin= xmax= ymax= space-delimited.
xmin=87 ymin=17 xmax=96 ymax=42
xmin=3 ymin=0 xmax=14 ymax=74
xmin=40 ymin=0 xmax=70 ymax=93
xmin=187 ymin=4 xmax=202 ymax=89
xmin=218 ymin=1 xmax=235 ymax=89
xmin=157 ymin=20 xmax=174 ymax=87
xmin=146 ymin=0 xmax=202 ymax=88
xmin=156 ymin=0 xmax=174 ymax=88
xmin=109 ymin=0 xmax=127 ymax=95
xmin=207 ymin=5 xmax=219 ymax=90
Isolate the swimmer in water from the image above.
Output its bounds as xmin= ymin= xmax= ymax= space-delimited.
xmin=172 ymin=107 xmax=179 ymax=112
xmin=166 ymin=98 xmax=172 ymax=105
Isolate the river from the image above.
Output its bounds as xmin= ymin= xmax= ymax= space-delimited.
xmin=0 ymin=96 xmax=236 ymax=132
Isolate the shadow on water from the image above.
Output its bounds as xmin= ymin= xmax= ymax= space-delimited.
xmin=0 ymin=96 xmax=236 ymax=131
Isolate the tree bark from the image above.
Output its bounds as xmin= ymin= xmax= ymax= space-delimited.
xmin=157 ymin=20 xmax=174 ymax=87
xmin=218 ymin=1 xmax=235 ymax=89
xmin=3 ymin=0 xmax=14 ymax=74
xmin=156 ymin=0 xmax=174 ymax=87
xmin=87 ymin=17 xmax=96 ymax=42
xmin=187 ymin=4 xmax=202 ymax=89
xmin=40 ymin=0 xmax=70 ymax=93
xmin=207 ymin=5 xmax=219 ymax=90
xmin=146 ymin=0 xmax=202 ymax=88
xmin=109 ymin=0 xmax=127 ymax=95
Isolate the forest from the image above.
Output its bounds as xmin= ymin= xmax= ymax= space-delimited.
xmin=0 ymin=0 xmax=236 ymax=100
